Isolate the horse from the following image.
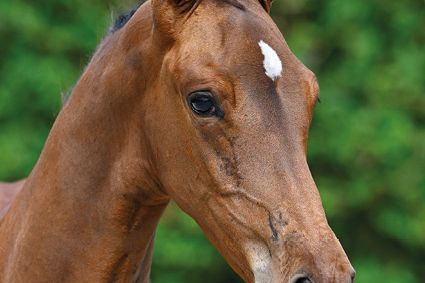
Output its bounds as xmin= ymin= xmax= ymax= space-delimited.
xmin=0 ymin=0 xmax=355 ymax=282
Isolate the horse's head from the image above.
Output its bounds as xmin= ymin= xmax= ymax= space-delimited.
xmin=109 ymin=0 xmax=354 ymax=281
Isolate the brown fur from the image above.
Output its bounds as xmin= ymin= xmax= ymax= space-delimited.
xmin=0 ymin=0 xmax=354 ymax=282
xmin=0 ymin=180 xmax=25 ymax=218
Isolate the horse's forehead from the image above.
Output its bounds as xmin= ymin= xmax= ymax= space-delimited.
xmin=178 ymin=25 xmax=287 ymax=86
xmin=172 ymin=6 xmax=307 ymax=97
xmin=186 ymin=10 xmax=289 ymax=65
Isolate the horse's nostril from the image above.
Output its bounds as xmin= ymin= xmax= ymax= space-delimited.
xmin=290 ymin=274 xmax=312 ymax=283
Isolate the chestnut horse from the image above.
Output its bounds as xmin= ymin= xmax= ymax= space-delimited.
xmin=0 ymin=0 xmax=355 ymax=282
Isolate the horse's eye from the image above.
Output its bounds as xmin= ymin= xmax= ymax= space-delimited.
xmin=187 ymin=91 xmax=223 ymax=118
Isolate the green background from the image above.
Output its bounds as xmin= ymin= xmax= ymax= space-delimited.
xmin=0 ymin=0 xmax=424 ymax=282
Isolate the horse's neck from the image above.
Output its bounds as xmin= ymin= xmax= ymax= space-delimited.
xmin=0 ymin=23 xmax=168 ymax=282
xmin=0 ymin=180 xmax=25 ymax=220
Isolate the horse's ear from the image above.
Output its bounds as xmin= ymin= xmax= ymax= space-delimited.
xmin=259 ymin=0 xmax=273 ymax=13
xmin=151 ymin=0 xmax=199 ymax=39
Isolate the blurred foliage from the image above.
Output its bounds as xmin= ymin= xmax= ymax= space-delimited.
xmin=0 ymin=0 xmax=424 ymax=282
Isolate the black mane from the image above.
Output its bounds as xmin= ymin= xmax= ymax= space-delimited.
xmin=110 ymin=2 xmax=144 ymax=33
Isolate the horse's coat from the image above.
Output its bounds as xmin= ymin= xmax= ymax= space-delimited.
xmin=258 ymin=40 xmax=282 ymax=81
xmin=0 ymin=0 xmax=355 ymax=282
